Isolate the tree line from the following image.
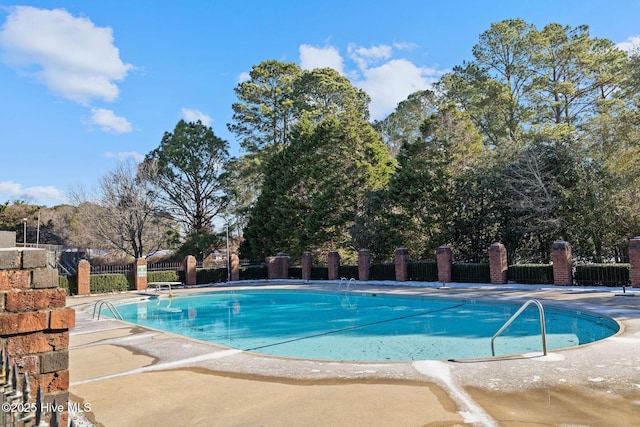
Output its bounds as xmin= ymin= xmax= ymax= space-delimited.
xmin=4 ymin=19 xmax=639 ymax=265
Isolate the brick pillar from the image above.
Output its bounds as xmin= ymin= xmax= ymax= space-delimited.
xmin=134 ymin=257 xmax=148 ymax=291
xmin=77 ymin=259 xmax=90 ymax=296
xmin=395 ymin=248 xmax=409 ymax=282
xmin=489 ymin=243 xmax=508 ymax=285
xmin=629 ymin=237 xmax=640 ymax=288
xmin=0 ymin=248 xmax=74 ymax=425
xmin=266 ymin=253 xmax=290 ymax=279
xmin=184 ymin=255 xmax=197 ymax=285
xmin=358 ymin=249 xmax=371 ymax=281
xmin=328 ymin=251 xmax=340 ymax=280
xmin=266 ymin=256 xmax=275 ymax=279
xmin=229 ymin=254 xmax=240 ymax=281
xmin=277 ymin=253 xmax=290 ymax=279
xmin=436 ymin=245 xmax=453 ymax=283
xmin=552 ymin=241 xmax=573 ymax=286
xmin=301 ymin=251 xmax=313 ymax=280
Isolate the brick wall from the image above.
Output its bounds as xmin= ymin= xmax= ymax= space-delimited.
xmin=0 ymin=247 xmax=74 ymax=424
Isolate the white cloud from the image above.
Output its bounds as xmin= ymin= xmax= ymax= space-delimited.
xmin=298 ymin=42 xmax=443 ymax=120
xmin=617 ymin=35 xmax=640 ymax=53
xmin=299 ymin=44 xmax=344 ymax=74
xmin=0 ymin=6 xmax=133 ymax=105
xmin=104 ymin=151 xmax=145 ymax=163
xmin=348 ymin=44 xmax=393 ymax=71
xmin=181 ymin=108 xmax=213 ymax=126
xmin=0 ymin=181 xmax=68 ymax=206
xmin=88 ymin=108 xmax=132 ymax=134
xmin=356 ymin=59 xmax=440 ymax=120
xmin=236 ymin=71 xmax=251 ymax=83
xmin=393 ymin=41 xmax=418 ymax=51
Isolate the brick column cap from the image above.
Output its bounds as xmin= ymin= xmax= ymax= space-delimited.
xmin=629 ymin=237 xmax=640 ymax=249
xmin=552 ymin=240 xmax=571 ymax=250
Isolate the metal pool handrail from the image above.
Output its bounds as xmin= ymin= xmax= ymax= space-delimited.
xmin=491 ymin=299 xmax=547 ymax=357
xmin=92 ymin=300 xmax=124 ymax=320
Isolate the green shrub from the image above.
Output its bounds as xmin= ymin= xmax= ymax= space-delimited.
xmin=197 ymin=268 xmax=228 ymax=284
xmin=58 ymin=275 xmax=77 ymax=295
xmin=148 ymin=270 xmax=181 ymax=283
xmin=508 ymin=264 xmax=554 ymax=284
xmin=408 ymin=261 xmax=438 ymax=281
xmin=452 ymin=263 xmax=490 ymax=283
xmin=90 ymin=273 xmax=132 ymax=293
xmin=369 ymin=263 xmax=396 ymax=281
xmin=575 ymin=264 xmax=630 ymax=287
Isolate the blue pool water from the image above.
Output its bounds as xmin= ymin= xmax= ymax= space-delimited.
xmin=109 ymin=289 xmax=619 ymax=361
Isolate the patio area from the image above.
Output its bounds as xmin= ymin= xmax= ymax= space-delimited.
xmin=67 ymin=282 xmax=640 ymax=426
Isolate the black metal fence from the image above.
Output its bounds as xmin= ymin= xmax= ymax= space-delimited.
xmin=58 ymin=258 xmax=633 ymax=289
xmin=90 ymin=264 xmax=133 ymax=275
xmin=0 ymin=349 xmax=69 ymax=427
xmin=574 ymin=264 xmax=630 ymax=287
xmin=408 ymin=262 xmax=437 ymax=281
xmin=507 ymin=264 xmax=554 ymax=284
xmin=452 ymin=263 xmax=491 ymax=283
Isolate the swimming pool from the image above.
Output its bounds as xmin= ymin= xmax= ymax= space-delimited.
xmin=109 ymin=289 xmax=619 ymax=361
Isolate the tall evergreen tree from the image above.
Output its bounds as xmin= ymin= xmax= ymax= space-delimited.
xmin=240 ymin=118 xmax=394 ymax=261
xmin=143 ymin=120 xmax=229 ymax=258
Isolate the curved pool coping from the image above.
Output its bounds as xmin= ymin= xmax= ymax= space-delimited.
xmin=68 ymin=281 xmax=640 ymax=426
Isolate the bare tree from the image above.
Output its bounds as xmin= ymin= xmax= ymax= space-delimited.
xmin=73 ymin=161 xmax=173 ymax=258
xmin=503 ymin=148 xmax=559 ymax=234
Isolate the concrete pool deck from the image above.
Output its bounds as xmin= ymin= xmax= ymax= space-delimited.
xmin=67 ymin=282 xmax=640 ymax=426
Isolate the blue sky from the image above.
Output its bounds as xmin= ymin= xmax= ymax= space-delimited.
xmin=1 ymin=0 xmax=639 ymax=207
